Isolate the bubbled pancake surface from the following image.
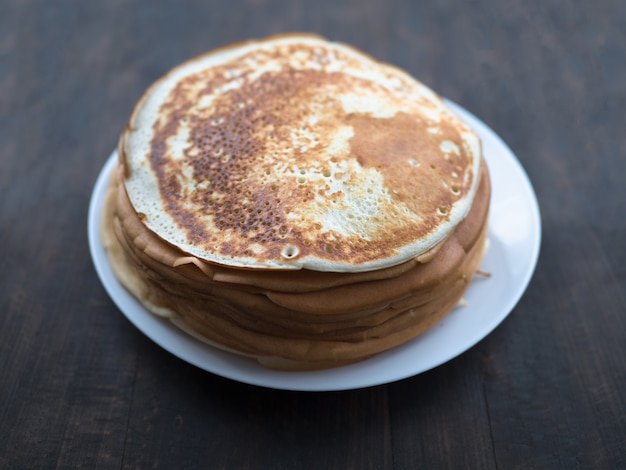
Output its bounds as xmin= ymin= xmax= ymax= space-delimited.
xmin=122 ymin=34 xmax=482 ymax=271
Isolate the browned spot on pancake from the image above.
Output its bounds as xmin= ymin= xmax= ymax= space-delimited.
xmin=347 ymin=112 xmax=471 ymax=236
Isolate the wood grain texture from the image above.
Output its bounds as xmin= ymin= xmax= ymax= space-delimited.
xmin=1 ymin=0 xmax=624 ymax=468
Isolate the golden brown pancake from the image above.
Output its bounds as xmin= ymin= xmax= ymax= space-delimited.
xmin=102 ymin=162 xmax=489 ymax=369
xmin=102 ymin=34 xmax=491 ymax=370
xmin=120 ymin=33 xmax=482 ymax=272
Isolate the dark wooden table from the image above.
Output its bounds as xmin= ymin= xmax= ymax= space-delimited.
xmin=2 ymin=1 xmax=625 ymax=468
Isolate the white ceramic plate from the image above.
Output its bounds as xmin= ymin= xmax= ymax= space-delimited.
xmin=88 ymin=101 xmax=541 ymax=391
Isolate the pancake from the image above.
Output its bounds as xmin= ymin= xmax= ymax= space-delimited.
xmin=120 ymin=33 xmax=482 ymax=272
xmin=102 ymin=162 xmax=489 ymax=370
xmin=103 ymin=34 xmax=491 ymax=370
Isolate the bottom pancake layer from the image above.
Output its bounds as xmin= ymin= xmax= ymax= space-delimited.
xmin=102 ymin=161 xmax=490 ymax=370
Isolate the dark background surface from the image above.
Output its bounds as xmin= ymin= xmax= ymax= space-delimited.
xmin=2 ymin=0 xmax=625 ymax=468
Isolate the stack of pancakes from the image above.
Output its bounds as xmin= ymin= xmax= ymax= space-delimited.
xmin=102 ymin=34 xmax=490 ymax=370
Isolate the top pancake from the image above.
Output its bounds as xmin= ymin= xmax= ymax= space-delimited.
xmin=121 ymin=34 xmax=482 ymax=272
